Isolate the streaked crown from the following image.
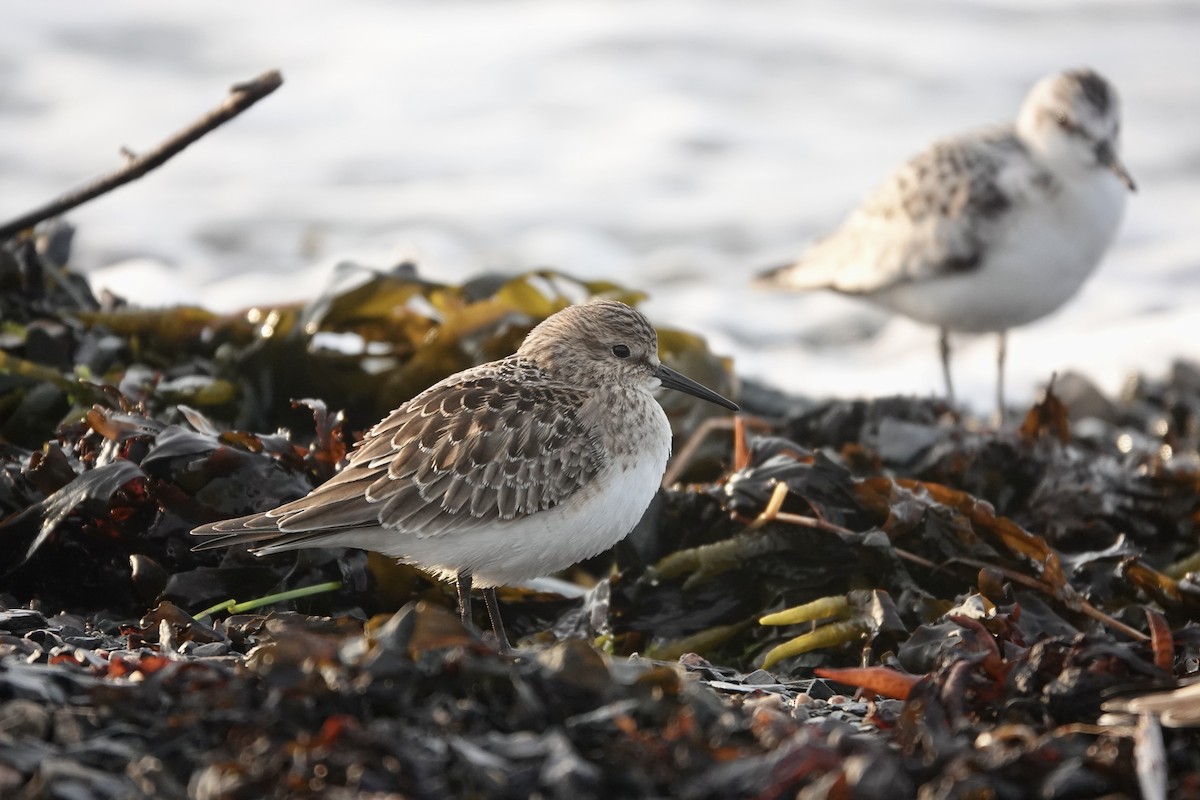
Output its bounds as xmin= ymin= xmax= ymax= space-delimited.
xmin=517 ymin=300 xmax=662 ymax=388
xmin=1016 ymin=68 xmax=1133 ymax=188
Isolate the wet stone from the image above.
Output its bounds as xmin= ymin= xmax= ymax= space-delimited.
xmin=178 ymin=640 xmax=231 ymax=658
xmin=0 ymin=699 xmax=51 ymax=742
xmin=23 ymin=629 xmax=64 ymax=650
xmin=50 ymin=707 xmax=87 ymax=746
xmin=0 ymin=609 xmax=48 ymax=636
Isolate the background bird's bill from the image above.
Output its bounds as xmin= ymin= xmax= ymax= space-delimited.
xmin=1096 ymin=141 xmax=1136 ymax=191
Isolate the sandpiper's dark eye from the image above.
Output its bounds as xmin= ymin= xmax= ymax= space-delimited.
xmin=611 ymin=344 xmax=631 ymax=358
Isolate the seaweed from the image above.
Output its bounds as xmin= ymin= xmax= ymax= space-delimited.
xmin=2 ymin=226 xmax=1200 ymax=798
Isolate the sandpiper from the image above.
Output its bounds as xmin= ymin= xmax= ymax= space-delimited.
xmin=193 ymin=299 xmax=738 ymax=648
xmin=758 ymin=68 xmax=1135 ymax=417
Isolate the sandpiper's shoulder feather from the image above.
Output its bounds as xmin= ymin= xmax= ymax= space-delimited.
xmin=761 ymin=126 xmax=1046 ymax=295
xmin=192 ymin=356 xmax=605 ymax=550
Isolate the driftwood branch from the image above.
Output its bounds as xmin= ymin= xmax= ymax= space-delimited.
xmin=0 ymin=70 xmax=284 ymax=242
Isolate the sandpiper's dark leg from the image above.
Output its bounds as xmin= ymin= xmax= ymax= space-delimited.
xmin=456 ymin=571 xmax=473 ymax=625
xmin=482 ymin=587 xmax=512 ymax=653
xmin=939 ymin=327 xmax=955 ymax=406
xmin=996 ymin=330 xmax=1008 ymax=424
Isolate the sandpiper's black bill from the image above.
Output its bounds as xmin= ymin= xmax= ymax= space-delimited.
xmin=657 ymin=364 xmax=739 ymax=411
xmin=1096 ymin=140 xmax=1136 ymax=192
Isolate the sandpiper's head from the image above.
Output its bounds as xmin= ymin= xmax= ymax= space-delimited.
xmin=1016 ymin=68 xmax=1135 ymax=191
xmin=517 ymin=299 xmax=738 ymax=410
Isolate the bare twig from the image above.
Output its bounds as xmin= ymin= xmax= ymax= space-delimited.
xmin=662 ymin=413 xmax=773 ymax=487
xmin=893 ymin=549 xmax=1150 ymax=643
xmin=0 ymin=70 xmax=283 ymax=241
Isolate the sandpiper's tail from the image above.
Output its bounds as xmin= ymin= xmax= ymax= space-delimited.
xmin=755 ymin=260 xmax=799 ymax=289
xmin=191 ymin=513 xmax=367 ymax=554
xmin=753 ymin=255 xmax=839 ymax=292
xmin=190 ymin=511 xmax=286 ymax=551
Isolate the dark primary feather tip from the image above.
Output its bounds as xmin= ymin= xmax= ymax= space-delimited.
xmin=753 ymin=261 xmax=801 ymax=292
xmin=190 ymin=530 xmax=279 ymax=551
xmin=753 ymin=261 xmax=796 ymax=288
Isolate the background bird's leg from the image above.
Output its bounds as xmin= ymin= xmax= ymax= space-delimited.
xmin=482 ymin=588 xmax=512 ymax=652
xmin=939 ymin=327 xmax=956 ymax=405
xmin=456 ymin=571 xmax=473 ymax=625
xmin=996 ymin=330 xmax=1008 ymax=424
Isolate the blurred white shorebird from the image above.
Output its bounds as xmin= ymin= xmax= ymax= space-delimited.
xmin=193 ymin=299 xmax=737 ymax=649
xmin=759 ymin=68 xmax=1135 ymax=417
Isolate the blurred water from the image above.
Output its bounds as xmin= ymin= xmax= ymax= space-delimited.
xmin=3 ymin=0 xmax=1198 ymax=412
